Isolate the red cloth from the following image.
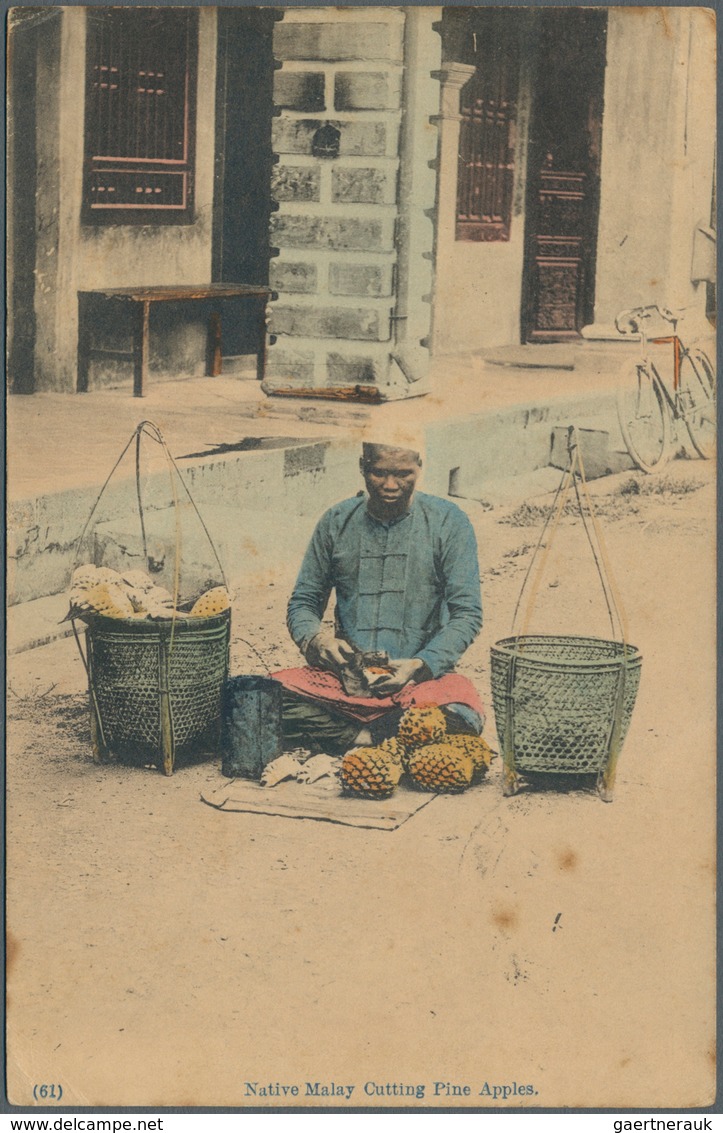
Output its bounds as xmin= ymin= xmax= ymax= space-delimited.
xmin=271 ymin=666 xmax=484 ymax=722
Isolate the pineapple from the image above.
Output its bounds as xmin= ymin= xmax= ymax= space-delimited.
xmin=379 ymin=736 xmax=405 ymax=767
xmin=397 ymin=704 xmax=446 ymax=754
xmin=340 ymin=745 xmax=403 ymax=799
xmin=407 ymin=743 xmax=474 ymax=793
xmin=190 ymin=586 xmax=231 ymax=617
xmin=443 ymin=734 xmax=494 ymax=781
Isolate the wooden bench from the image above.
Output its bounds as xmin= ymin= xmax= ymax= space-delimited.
xmin=77 ymin=283 xmax=271 ymax=397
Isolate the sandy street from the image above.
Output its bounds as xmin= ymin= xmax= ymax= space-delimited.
xmin=5 ymin=461 xmax=716 ymax=1110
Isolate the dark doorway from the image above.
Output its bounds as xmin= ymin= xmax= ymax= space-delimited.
xmin=212 ymin=8 xmax=277 ymax=359
xmin=521 ymin=10 xmax=607 ymax=342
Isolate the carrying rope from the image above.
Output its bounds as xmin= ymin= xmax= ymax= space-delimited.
xmin=68 ymin=421 xmax=229 ymax=758
xmin=71 ymin=616 xmax=108 ymax=752
xmin=572 ymin=441 xmax=630 ymax=648
xmin=135 ymin=427 xmax=148 ymax=566
xmin=503 ymin=426 xmax=633 ymax=790
xmin=71 ymin=420 xmax=227 ymax=595
xmin=511 ymin=426 xmax=629 ymax=646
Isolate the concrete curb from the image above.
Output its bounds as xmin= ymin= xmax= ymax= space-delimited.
xmin=8 ymin=384 xmax=629 ymax=653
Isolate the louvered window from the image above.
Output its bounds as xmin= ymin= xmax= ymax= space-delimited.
xmin=456 ymin=13 xmax=519 ymax=242
xmin=83 ymin=8 xmax=198 ymax=224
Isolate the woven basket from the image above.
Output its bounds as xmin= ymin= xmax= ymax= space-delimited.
xmin=71 ymin=421 xmax=232 ymax=774
xmin=490 ymin=427 xmax=644 ymax=799
xmin=86 ymin=609 xmax=231 ymax=771
xmin=490 ymin=634 xmax=642 ymax=775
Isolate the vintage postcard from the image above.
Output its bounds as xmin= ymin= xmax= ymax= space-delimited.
xmin=5 ymin=2 xmax=717 ymax=1114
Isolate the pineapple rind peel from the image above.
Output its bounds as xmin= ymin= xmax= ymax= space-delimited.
xmin=66 ymin=564 xmax=231 ymax=622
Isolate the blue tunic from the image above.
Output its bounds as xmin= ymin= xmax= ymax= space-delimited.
xmin=287 ymin=491 xmax=483 ymax=679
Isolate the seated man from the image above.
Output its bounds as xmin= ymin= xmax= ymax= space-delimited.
xmin=274 ymin=441 xmax=484 ymax=754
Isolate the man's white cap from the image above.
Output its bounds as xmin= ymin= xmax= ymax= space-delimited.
xmin=357 ymin=423 xmax=425 ymax=464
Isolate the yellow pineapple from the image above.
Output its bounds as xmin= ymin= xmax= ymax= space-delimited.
xmin=379 ymin=736 xmax=405 ymax=766
xmin=407 ymin=743 xmax=474 ymax=793
xmin=397 ymin=704 xmax=446 ymax=754
xmin=340 ymin=746 xmax=403 ymax=799
xmin=443 ymin=734 xmax=495 ymax=780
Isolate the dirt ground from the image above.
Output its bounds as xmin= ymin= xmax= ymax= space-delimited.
xmin=5 ymin=459 xmax=717 ymax=1110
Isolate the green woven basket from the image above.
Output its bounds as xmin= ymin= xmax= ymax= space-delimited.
xmin=86 ymin=609 xmax=231 ymax=771
xmin=69 ymin=421 xmax=233 ymax=775
xmin=489 ymin=428 xmax=644 ymax=800
xmin=490 ymin=634 xmax=642 ymax=775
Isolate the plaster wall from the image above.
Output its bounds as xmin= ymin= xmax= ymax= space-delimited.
xmin=593 ymin=7 xmax=716 ymax=327
xmin=431 ymin=58 xmax=532 ymax=355
xmin=9 ymin=388 xmax=622 ymax=607
xmin=33 ymin=8 xmax=218 ymax=392
xmin=422 ymin=391 xmax=619 ymax=497
xmin=433 ymin=236 xmax=527 ymax=354
xmin=8 ymin=438 xmax=362 ymax=606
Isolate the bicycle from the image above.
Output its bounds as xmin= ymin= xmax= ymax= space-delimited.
xmin=615 ymin=304 xmax=716 ymax=473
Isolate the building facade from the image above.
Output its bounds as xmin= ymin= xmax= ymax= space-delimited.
xmin=7 ymin=5 xmax=716 ymax=400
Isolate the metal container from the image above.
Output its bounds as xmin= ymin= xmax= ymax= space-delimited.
xmin=221 ymin=675 xmax=284 ymax=779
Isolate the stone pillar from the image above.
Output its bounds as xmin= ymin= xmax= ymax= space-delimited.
xmin=264 ymin=8 xmax=406 ymax=399
xmin=428 ymin=62 xmax=475 ymax=355
xmin=386 ymin=6 xmax=442 ymax=396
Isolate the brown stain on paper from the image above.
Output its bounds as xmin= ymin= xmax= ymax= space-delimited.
xmin=492 ymin=905 xmax=518 ymax=933
xmin=557 ymin=848 xmax=578 ymax=871
xmin=6 ymin=931 xmax=20 ymax=976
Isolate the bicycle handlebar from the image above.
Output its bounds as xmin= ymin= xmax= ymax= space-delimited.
xmin=615 ymin=304 xmax=678 ymax=335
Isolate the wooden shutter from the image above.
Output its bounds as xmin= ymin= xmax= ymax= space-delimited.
xmin=456 ymin=12 xmax=520 ymax=242
xmin=83 ymin=8 xmax=197 ymax=224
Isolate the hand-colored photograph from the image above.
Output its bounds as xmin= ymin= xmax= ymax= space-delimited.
xmin=5 ymin=2 xmax=717 ymax=1112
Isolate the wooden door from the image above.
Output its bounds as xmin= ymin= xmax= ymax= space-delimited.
xmin=522 ymin=11 xmax=607 ymax=343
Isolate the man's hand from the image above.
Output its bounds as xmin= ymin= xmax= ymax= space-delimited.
xmin=305 ymin=629 xmax=357 ymax=672
xmin=371 ymin=658 xmax=428 ymax=696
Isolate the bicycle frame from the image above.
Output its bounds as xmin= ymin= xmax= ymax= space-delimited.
xmin=616 ymin=302 xmax=716 ymax=470
xmin=649 ymin=335 xmax=682 ymax=403
xmin=625 ymin=308 xmax=683 ymax=415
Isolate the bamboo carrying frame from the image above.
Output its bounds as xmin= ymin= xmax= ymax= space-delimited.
xmin=70 ymin=421 xmax=231 ymax=775
xmin=490 ymin=427 xmax=643 ymax=802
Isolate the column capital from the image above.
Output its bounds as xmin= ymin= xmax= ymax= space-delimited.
xmin=431 ymin=62 xmax=476 ymax=119
xmin=432 ymin=62 xmax=476 ymax=87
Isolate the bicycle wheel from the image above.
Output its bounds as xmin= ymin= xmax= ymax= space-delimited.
xmin=616 ymin=361 xmax=671 ymax=472
xmin=678 ymin=348 xmax=716 ymax=459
